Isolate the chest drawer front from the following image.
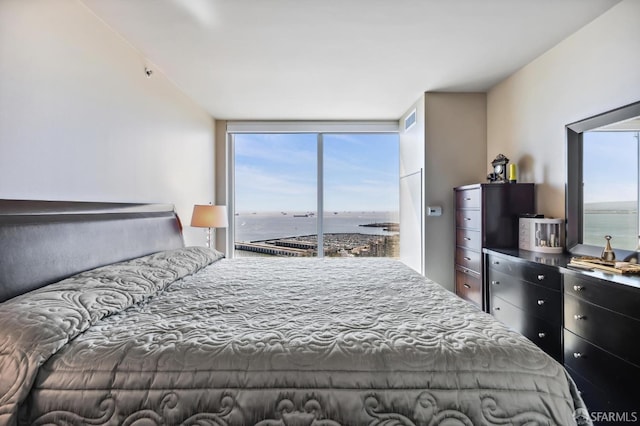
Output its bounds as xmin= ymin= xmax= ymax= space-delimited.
xmin=564 ymin=273 xmax=640 ymax=321
xmin=455 ymin=268 xmax=482 ymax=308
xmin=455 ymin=247 xmax=481 ymax=273
xmin=488 ymin=269 xmax=560 ymax=324
xmin=455 ymin=188 xmax=481 ymax=209
xmin=565 ymin=366 xmax=613 ymax=413
xmin=564 ymin=330 xmax=640 ymax=411
xmin=455 ymin=209 xmax=481 ymax=231
xmin=456 ymin=228 xmax=482 ymax=251
xmin=491 ymin=296 xmax=561 ymax=361
xmin=564 ymin=294 xmax=640 ymax=366
xmin=487 ymin=255 xmax=561 ymax=291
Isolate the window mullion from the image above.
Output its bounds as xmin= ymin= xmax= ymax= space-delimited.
xmin=317 ymin=133 xmax=324 ymax=258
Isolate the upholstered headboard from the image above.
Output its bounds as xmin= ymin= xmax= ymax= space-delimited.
xmin=0 ymin=200 xmax=185 ymax=303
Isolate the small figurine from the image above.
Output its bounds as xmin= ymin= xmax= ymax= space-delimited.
xmin=601 ymin=235 xmax=616 ymax=261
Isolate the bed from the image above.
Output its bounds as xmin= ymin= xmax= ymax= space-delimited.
xmin=0 ymin=200 xmax=590 ymax=425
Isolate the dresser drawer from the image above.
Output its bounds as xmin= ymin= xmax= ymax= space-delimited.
xmin=455 ymin=268 xmax=482 ymax=308
xmin=487 ymin=254 xmax=561 ymax=291
xmin=455 ymin=188 xmax=481 ymax=209
xmin=455 ymin=247 xmax=481 ymax=273
xmin=455 ymin=209 xmax=481 ymax=230
xmin=456 ymin=228 xmax=482 ymax=251
xmin=488 ymin=269 xmax=560 ymax=324
xmin=564 ymin=272 xmax=640 ymax=321
xmin=564 ymin=330 xmax=640 ymax=411
xmin=565 ymin=293 xmax=640 ymax=366
xmin=492 ymin=296 xmax=561 ymax=361
xmin=565 ymin=366 xmax=613 ymax=413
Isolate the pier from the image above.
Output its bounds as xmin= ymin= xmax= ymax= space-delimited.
xmin=234 ymin=242 xmax=313 ymax=257
xmin=235 ymin=233 xmax=398 ymax=258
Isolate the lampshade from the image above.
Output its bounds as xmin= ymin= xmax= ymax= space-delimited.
xmin=190 ymin=205 xmax=228 ymax=228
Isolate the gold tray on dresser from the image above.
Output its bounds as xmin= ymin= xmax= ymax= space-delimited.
xmin=569 ymin=256 xmax=640 ymax=274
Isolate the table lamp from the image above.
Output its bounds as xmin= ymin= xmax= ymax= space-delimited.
xmin=190 ymin=204 xmax=228 ymax=248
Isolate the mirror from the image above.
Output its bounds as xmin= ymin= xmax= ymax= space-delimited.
xmin=566 ymin=101 xmax=640 ymax=256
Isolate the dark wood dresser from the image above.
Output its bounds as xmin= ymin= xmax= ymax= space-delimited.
xmin=454 ymin=183 xmax=535 ymax=310
xmin=484 ymin=248 xmax=640 ymax=417
xmin=485 ymin=250 xmax=564 ymax=362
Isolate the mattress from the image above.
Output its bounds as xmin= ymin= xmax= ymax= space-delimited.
xmin=0 ymin=247 xmax=589 ymax=425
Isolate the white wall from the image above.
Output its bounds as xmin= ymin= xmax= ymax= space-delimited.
xmin=0 ymin=0 xmax=216 ymax=246
xmin=399 ymin=96 xmax=425 ymax=273
xmin=487 ymin=0 xmax=640 ymax=218
xmin=398 ymin=93 xmax=486 ymax=289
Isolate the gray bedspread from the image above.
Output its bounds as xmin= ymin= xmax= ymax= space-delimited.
xmin=0 ymin=247 xmax=589 ymax=425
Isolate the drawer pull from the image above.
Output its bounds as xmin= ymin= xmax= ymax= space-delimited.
xmin=538 ymin=332 xmax=546 ymax=338
xmin=464 ymin=237 xmax=471 ymax=241
xmin=494 ymin=307 xmax=501 ymax=311
xmin=537 ymin=274 xmax=545 ymax=281
xmin=463 ymin=283 xmax=471 ymax=289
xmin=537 ymin=299 xmax=545 ymax=306
xmin=491 ymin=280 xmax=500 ymax=285
xmin=464 ymin=217 xmax=472 ymax=221
xmin=573 ymin=285 xmax=585 ymax=292
xmin=574 ymin=314 xmax=586 ymax=320
xmin=464 ymin=197 xmax=472 ymax=201
xmin=492 ymin=260 xmax=499 ymax=265
xmin=464 ymin=256 xmax=471 ymax=261
xmin=573 ymin=352 xmax=583 ymax=359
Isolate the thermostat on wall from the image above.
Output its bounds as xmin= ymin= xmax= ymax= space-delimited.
xmin=427 ymin=206 xmax=442 ymax=216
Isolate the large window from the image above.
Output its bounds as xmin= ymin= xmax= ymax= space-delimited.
xmin=232 ymin=130 xmax=399 ymax=258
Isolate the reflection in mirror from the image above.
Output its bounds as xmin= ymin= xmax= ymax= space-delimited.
xmin=566 ymin=101 xmax=640 ymax=256
xmin=583 ymin=120 xmax=640 ymax=250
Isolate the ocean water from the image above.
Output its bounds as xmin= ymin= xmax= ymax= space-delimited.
xmin=234 ymin=211 xmax=399 ymax=242
xmin=584 ymin=212 xmax=637 ymax=250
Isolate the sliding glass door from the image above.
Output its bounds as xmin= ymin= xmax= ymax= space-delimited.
xmin=232 ymin=131 xmax=399 ymax=258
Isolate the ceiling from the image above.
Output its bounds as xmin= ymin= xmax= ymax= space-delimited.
xmin=80 ymin=0 xmax=620 ymax=121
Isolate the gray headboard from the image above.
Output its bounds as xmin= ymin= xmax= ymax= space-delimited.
xmin=0 ymin=200 xmax=185 ymax=303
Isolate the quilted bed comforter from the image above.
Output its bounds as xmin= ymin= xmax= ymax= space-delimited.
xmin=0 ymin=247 xmax=589 ymax=425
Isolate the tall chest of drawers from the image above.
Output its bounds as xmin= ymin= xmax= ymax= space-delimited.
xmin=454 ymin=183 xmax=535 ymax=310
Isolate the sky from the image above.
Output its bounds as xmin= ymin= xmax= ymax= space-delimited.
xmin=583 ymin=130 xmax=639 ymax=205
xmin=234 ymin=133 xmax=399 ymax=213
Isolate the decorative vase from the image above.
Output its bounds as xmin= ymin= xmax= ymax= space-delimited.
xmin=601 ymin=235 xmax=615 ymax=261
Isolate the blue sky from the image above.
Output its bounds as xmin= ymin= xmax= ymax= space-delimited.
xmin=234 ymin=133 xmax=399 ymax=212
xmin=583 ymin=131 xmax=638 ymax=204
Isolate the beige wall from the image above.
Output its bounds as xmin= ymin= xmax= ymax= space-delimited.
xmin=214 ymin=120 xmax=229 ymax=253
xmin=487 ymin=0 xmax=640 ymax=218
xmin=0 ymin=0 xmax=216 ymax=246
xmin=424 ymin=93 xmax=486 ymax=290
